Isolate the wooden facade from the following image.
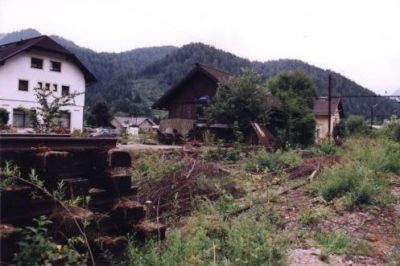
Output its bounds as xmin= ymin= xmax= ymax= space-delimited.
xmin=153 ymin=63 xmax=232 ymax=121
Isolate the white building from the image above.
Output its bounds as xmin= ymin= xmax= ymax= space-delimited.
xmin=0 ymin=36 xmax=96 ymax=132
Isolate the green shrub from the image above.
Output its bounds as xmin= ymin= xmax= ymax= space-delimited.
xmin=131 ymin=153 xmax=184 ymax=182
xmin=245 ymin=149 xmax=302 ymax=173
xmin=120 ymin=201 xmax=286 ymax=265
xmin=310 ymin=163 xmax=380 ymax=209
xmin=345 ymin=138 xmax=400 ymax=174
xmin=198 ymin=147 xmax=225 ymax=162
xmin=316 ymin=230 xmax=352 ymax=256
xmin=319 ymin=140 xmax=336 ymax=155
xmin=380 ymin=116 xmax=400 ymax=142
xmin=345 ymin=115 xmax=369 ymax=135
xmin=333 ymin=120 xmax=346 ymax=138
xmin=13 ymin=216 xmax=85 ymax=265
xmin=0 ymin=161 xmax=20 ymax=190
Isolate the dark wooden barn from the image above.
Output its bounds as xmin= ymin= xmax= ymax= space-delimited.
xmin=153 ymin=63 xmax=232 ymax=120
xmin=153 ymin=63 xmax=279 ymax=146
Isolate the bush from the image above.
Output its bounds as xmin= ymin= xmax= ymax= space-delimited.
xmin=318 ymin=140 xmax=336 ymax=155
xmin=245 ymin=149 xmax=302 ymax=173
xmin=0 ymin=108 xmax=9 ymax=126
xmin=316 ymin=230 xmax=352 ymax=256
xmin=345 ymin=115 xmax=369 ymax=135
xmin=380 ymin=116 xmax=400 ymax=142
xmin=121 ymin=205 xmax=286 ymax=265
xmin=310 ymin=163 xmax=379 ymax=209
xmin=13 ymin=216 xmax=84 ymax=265
xmin=332 ymin=120 xmax=346 ymax=138
xmin=131 ymin=153 xmax=184 ymax=182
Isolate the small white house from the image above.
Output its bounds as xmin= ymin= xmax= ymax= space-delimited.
xmin=111 ymin=116 xmax=157 ymax=135
xmin=0 ymin=35 xmax=96 ymax=131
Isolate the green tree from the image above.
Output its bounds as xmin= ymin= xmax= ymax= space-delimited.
xmin=87 ymin=102 xmax=110 ymax=127
xmin=267 ymin=71 xmax=317 ymax=147
xmin=205 ymin=70 xmax=273 ymax=136
xmin=31 ymin=86 xmax=81 ymax=133
xmin=0 ymin=108 xmax=9 ymax=126
xmin=345 ymin=115 xmax=369 ymax=135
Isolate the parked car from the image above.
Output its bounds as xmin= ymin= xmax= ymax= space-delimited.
xmin=90 ymin=128 xmax=118 ymax=137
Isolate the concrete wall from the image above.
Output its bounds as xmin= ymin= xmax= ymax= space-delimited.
xmin=0 ymin=50 xmax=86 ymax=130
xmin=315 ymin=109 xmax=341 ymax=140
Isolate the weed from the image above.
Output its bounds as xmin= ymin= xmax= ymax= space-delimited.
xmin=318 ymin=140 xmax=336 ymax=155
xmin=131 ymin=153 xmax=184 ymax=182
xmin=13 ymin=216 xmax=85 ymax=265
xmin=309 ymin=163 xmax=385 ymax=209
xmin=244 ymin=149 xmax=302 ymax=173
xmin=0 ymin=161 xmax=20 ymax=190
xmin=316 ymin=230 xmax=352 ymax=256
xmin=119 ymin=199 xmax=287 ymax=265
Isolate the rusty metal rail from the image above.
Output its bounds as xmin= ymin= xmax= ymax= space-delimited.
xmin=0 ymin=134 xmax=117 ymax=151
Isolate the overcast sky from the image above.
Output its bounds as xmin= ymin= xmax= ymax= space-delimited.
xmin=1 ymin=0 xmax=399 ymax=94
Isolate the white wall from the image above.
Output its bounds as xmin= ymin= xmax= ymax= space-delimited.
xmin=0 ymin=50 xmax=86 ymax=130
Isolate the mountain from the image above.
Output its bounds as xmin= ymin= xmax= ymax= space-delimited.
xmin=107 ymin=42 xmax=398 ymax=119
xmin=0 ymin=28 xmax=41 ymax=45
xmin=1 ymin=29 xmax=398 ymax=120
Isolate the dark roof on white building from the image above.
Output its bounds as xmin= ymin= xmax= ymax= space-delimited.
xmin=0 ymin=35 xmax=96 ymax=83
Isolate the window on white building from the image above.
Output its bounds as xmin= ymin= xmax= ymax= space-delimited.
xmin=12 ymin=109 xmax=34 ymax=128
xmin=53 ymin=84 xmax=58 ymax=91
xmin=59 ymin=111 xmax=70 ymax=129
xmin=62 ymin=86 xmax=70 ymax=97
xmin=50 ymin=61 xmax=61 ymax=72
xmin=45 ymin=83 xmax=50 ymax=90
xmin=18 ymin=79 xmax=29 ymax=91
xmin=31 ymin=57 xmax=43 ymax=69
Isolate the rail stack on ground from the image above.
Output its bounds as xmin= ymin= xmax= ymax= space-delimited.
xmin=0 ymin=134 xmax=166 ymax=263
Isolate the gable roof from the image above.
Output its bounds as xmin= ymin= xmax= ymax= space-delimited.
xmin=313 ymin=97 xmax=344 ymax=117
xmin=0 ymin=35 xmax=96 ymax=83
xmin=152 ymin=63 xmax=232 ymax=109
xmin=111 ymin=116 xmax=156 ymax=128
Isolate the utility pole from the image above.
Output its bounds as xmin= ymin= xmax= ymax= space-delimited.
xmin=370 ymin=106 xmax=373 ymax=128
xmin=327 ymin=73 xmax=332 ymax=140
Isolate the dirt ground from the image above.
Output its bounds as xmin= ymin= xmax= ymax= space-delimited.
xmin=276 ymin=167 xmax=400 ymax=266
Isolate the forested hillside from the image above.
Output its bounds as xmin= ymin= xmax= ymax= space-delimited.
xmin=2 ymin=29 xmax=398 ymax=119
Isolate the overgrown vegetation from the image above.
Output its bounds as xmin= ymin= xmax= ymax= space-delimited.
xmin=244 ymin=149 xmax=302 ymax=173
xmin=310 ymin=137 xmax=398 ymax=210
xmin=13 ymin=216 xmax=85 ymax=265
xmin=118 ymin=200 xmax=287 ymax=266
xmin=315 ymin=230 xmax=353 ymax=258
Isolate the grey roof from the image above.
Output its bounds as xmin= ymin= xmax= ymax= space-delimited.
xmin=111 ymin=116 xmax=156 ymax=127
xmin=0 ymin=35 xmax=96 ymax=82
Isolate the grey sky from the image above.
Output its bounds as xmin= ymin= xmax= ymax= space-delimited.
xmin=1 ymin=0 xmax=399 ymax=94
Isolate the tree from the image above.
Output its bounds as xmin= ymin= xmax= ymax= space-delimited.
xmin=205 ymin=70 xmax=273 ymax=136
xmin=0 ymin=108 xmax=9 ymax=126
xmin=87 ymin=102 xmax=110 ymax=127
xmin=267 ymin=71 xmax=317 ymax=147
xmin=31 ymin=86 xmax=81 ymax=133
xmin=345 ymin=115 xmax=369 ymax=135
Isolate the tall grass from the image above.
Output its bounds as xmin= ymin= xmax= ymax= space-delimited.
xmin=316 ymin=230 xmax=353 ymax=257
xmin=310 ymin=137 xmax=397 ymax=209
xmin=118 ymin=200 xmax=287 ymax=265
xmin=244 ymin=149 xmax=302 ymax=173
